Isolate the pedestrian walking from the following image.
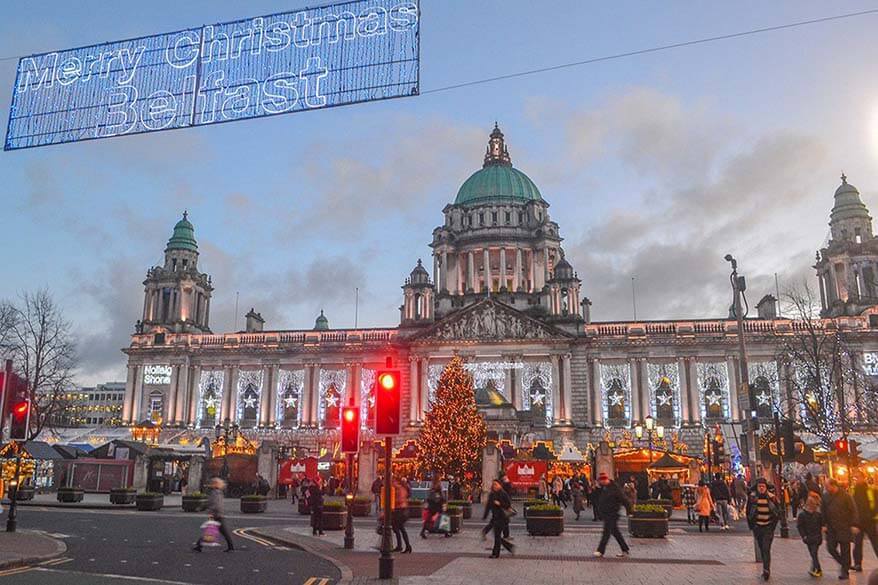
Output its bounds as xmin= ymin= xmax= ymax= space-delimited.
xmin=193 ymin=477 xmax=234 ymax=552
xmin=710 ymin=473 xmax=732 ymax=530
xmin=591 ymin=480 xmax=604 ymax=521
xmin=733 ymin=474 xmax=748 ymax=513
xmin=696 ymin=481 xmax=714 ymax=533
xmin=371 ymin=477 xmax=383 ymax=513
xmin=538 ymin=475 xmax=549 ymax=501
xmin=681 ymin=484 xmax=696 ymax=524
xmin=308 ymin=477 xmax=325 ymax=536
xmin=747 ymin=478 xmax=780 ymax=581
xmin=822 ymin=477 xmax=856 ymax=580
xmin=797 ymin=491 xmax=823 ymax=578
xmin=421 ymin=481 xmax=445 ymax=538
xmin=552 ymin=475 xmax=567 ymax=508
xmin=852 ymin=472 xmax=878 ymax=573
xmin=572 ymin=479 xmax=584 ymax=521
xmin=485 ymin=479 xmax=515 ymax=558
xmin=622 ymin=476 xmax=637 ymax=511
xmin=593 ymin=472 xmax=630 ymax=558
xmin=391 ymin=478 xmax=412 ymax=553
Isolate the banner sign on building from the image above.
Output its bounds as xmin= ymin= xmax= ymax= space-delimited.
xmin=4 ymin=0 xmax=420 ymax=150
xmin=504 ymin=460 xmax=548 ymax=488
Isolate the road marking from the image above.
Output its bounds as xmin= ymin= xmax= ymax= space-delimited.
xmin=39 ymin=557 xmax=72 ymax=567
xmin=34 ymin=567 xmax=200 ymax=585
xmin=234 ymin=528 xmax=275 ymax=547
xmin=303 ymin=578 xmax=331 ymax=585
xmin=0 ymin=566 xmax=33 ymax=577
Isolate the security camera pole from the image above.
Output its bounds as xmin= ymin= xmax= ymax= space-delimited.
xmin=725 ymin=254 xmax=760 ymax=561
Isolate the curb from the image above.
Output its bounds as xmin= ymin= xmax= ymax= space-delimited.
xmin=250 ymin=527 xmax=354 ymax=585
xmin=0 ymin=530 xmax=67 ymax=571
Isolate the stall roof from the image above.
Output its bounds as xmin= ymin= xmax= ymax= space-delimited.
xmin=53 ymin=444 xmax=91 ymax=459
xmin=648 ymin=452 xmax=690 ymax=470
xmin=22 ymin=441 xmax=65 ymax=460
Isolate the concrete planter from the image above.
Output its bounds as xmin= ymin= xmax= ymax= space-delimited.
xmin=57 ymin=488 xmax=84 ymax=503
xmin=135 ymin=494 xmax=164 ymax=511
xmin=109 ymin=489 xmax=136 ymax=505
xmin=628 ymin=514 xmax=668 ymax=538
xmin=526 ymin=509 xmax=564 ymax=536
xmin=352 ymin=499 xmax=372 ymax=517
xmin=321 ymin=508 xmax=346 ymax=531
xmin=240 ymin=497 xmax=268 ymax=513
xmin=448 ymin=508 xmax=462 ymax=534
xmin=181 ymin=496 xmax=208 ymax=512
xmin=15 ymin=486 xmax=35 ymax=501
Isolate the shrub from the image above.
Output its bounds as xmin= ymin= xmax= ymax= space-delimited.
xmin=112 ymin=487 xmax=136 ymax=492
xmin=186 ymin=491 xmax=206 ymax=498
xmin=524 ymin=499 xmax=546 ymax=506
xmin=448 ymin=500 xmax=470 ymax=506
xmin=138 ymin=492 xmax=162 ymax=497
xmin=528 ymin=504 xmax=562 ymax=513
xmin=324 ymin=500 xmax=346 ymax=510
xmin=353 ymin=496 xmax=372 ymax=504
xmin=633 ymin=504 xmax=666 ymax=514
xmin=241 ymin=495 xmax=266 ymax=502
xmin=446 ymin=505 xmax=460 ymax=512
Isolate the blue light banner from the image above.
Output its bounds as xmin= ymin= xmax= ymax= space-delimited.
xmin=4 ymin=0 xmax=419 ymax=150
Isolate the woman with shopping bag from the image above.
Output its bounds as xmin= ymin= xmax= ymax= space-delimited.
xmin=193 ymin=478 xmax=234 ymax=552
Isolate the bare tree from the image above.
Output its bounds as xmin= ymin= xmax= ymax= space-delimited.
xmin=5 ymin=290 xmax=77 ymax=439
xmin=775 ymin=282 xmax=871 ymax=450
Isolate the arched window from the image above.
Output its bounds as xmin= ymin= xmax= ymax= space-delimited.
xmin=148 ymin=391 xmax=163 ymax=422
xmin=753 ymin=376 xmax=774 ymax=420
xmin=280 ymin=383 xmax=299 ymax=428
xmin=607 ymin=378 xmax=627 ymax=422
xmin=323 ymin=383 xmax=342 ymax=429
xmin=655 ymin=376 xmax=674 ymax=422
xmin=528 ymin=378 xmax=547 ymax=426
xmin=703 ymin=377 xmax=724 ymax=420
xmin=200 ymin=378 xmax=220 ymax=428
xmin=239 ymin=383 xmax=259 ymax=427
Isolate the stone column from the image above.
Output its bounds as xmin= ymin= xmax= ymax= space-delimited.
xmin=467 ymin=251 xmax=475 ymax=292
xmin=123 ymin=364 xmax=137 ymax=424
xmin=167 ymin=365 xmax=180 ymax=424
xmin=688 ymin=359 xmax=701 ymax=424
xmin=562 ymin=352 xmax=573 ymax=423
xmin=310 ymin=365 xmax=320 ymax=426
xmin=677 ymin=357 xmax=689 ymax=424
xmin=628 ymin=358 xmax=639 ymax=425
xmin=544 ymin=248 xmax=550 ymax=281
xmin=260 ymin=364 xmax=273 ymax=427
xmin=483 ymin=248 xmax=492 ymax=293
xmin=551 ymin=355 xmax=562 ymax=424
xmin=499 ymin=248 xmax=507 ymax=291
xmin=441 ymin=251 xmax=448 ymax=292
xmin=351 ymin=363 xmax=362 ymax=408
xmin=408 ymin=356 xmax=419 ymax=425
xmin=727 ymin=356 xmax=739 ymax=421
xmin=511 ymin=357 xmax=522 ymax=410
xmin=420 ymin=358 xmax=430 ymax=419
xmin=175 ymin=363 xmax=189 ymax=426
xmin=132 ymin=364 xmax=144 ymax=424
xmin=514 ymin=248 xmax=522 ymax=292
xmin=433 ymin=254 xmax=439 ymax=289
xmin=818 ymin=272 xmax=827 ymax=310
xmin=458 ymin=253 xmax=465 ymax=294
xmin=301 ymin=365 xmax=313 ymax=427
xmin=591 ymin=359 xmax=603 ymax=426
xmin=639 ymin=358 xmax=650 ymax=420
xmin=529 ymin=250 xmax=536 ymax=292
xmin=188 ymin=366 xmax=201 ymax=426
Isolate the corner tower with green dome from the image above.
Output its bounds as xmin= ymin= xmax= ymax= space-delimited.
xmin=423 ymin=124 xmax=586 ymax=330
xmin=139 ymin=211 xmax=214 ymax=335
xmin=816 ymin=174 xmax=878 ymax=317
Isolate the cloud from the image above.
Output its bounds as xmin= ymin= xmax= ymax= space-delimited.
xmin=555 ymin=88 xmax=831 ymax=321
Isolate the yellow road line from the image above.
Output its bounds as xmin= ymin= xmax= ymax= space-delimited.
xmin=0 ymin=566 xmax=33 ymax=577
xmin=233 ymin=528 xmax=274 ymax=547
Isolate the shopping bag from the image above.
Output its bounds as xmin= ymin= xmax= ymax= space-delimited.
xmin=436 ymin=513 xmax=451 ymax=533
xmin=729 ymin=505 xmax=739 ymax=522
xmin=200 ymin=520 xmax=221 ymax=546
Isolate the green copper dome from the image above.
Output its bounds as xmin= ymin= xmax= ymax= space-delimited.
xmin=166 ymin=211 xmax=198 ymax=252
xmin=314 ymin=310 xmax=329 ymax=330
xmin=831 ymin=174 xmax=871 ymax=223
xmin=454 ymin=124 xmax=543 ymax=206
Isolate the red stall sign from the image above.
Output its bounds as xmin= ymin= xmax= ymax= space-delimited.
xmin=504 ymin=460 xmax=548 ymax=488
xmin=278 ymin=457 xmax=318 ymax=485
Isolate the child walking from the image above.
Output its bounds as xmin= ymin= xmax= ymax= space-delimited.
xmin=797 ymin=491 xmax=823 ymax=578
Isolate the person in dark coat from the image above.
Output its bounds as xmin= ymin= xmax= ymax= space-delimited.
xmin=421 ymin=481 xmax=445 ymax=538
xmin=484 ymin=479 xmax=515 ymax=558
xmin=308 ymin=478 xmax=325 ymax=536
xmin=747 ymin=478 xmax=780 ymax=581
xmin=852 ymin=472 xmax=878 ymax=572
xmin=822 ymin=478 xmax=855 ymax=580
xmin=591 ymin=481 xmax=604 ymax=521
xmin=593 ymin=472 xmax=630 ymax=558
xmin=797 ymin=490 xmax=824 ymax=577
xmin=710 ymin=473 xmax=732 ymax=530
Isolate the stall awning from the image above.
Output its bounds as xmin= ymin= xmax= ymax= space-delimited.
xmin=647 ymin=452 xmax=689 ymax=471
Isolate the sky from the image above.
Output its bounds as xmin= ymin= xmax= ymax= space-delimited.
xmin=2 ymin=0 xmax=878 ymax=386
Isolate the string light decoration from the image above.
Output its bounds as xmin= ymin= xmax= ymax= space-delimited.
xmin=416 ymin=356 xmax=487 ymax=479
xmin=276 ymin=369 xmax=304 ymax=428
xmin=646 ymin=362 xmax=681 ymax=427
xmin=696 ymin=362 xmax=731 ymax=421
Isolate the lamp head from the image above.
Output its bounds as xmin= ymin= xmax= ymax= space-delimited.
xmin=724 ymin=254 xmax=733 ymax=262
xmin=645 ymin=415 xmax=655 ymax=431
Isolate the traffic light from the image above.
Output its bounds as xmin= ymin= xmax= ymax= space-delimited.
xmin=782 ymin=419 xmax=796 ymax=457
xmin=8 ymin=374 xmax=30 ymax=441
xmin=374 ymin=368 xmax=401 ymax=435
xmin=341 ymin=406 xmax=360 ymax=453
xmin=835 ymin=438 xmax=849 ymax=458
xmin=713 ymin=438 xmax=725 ymax=467
xmin=850 ymin=440 xmax=861 ymax=468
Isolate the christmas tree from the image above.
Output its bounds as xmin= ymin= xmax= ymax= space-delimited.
xmin=416 ymin=356 xmax=487 ymax=479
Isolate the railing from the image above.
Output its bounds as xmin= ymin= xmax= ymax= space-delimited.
xmin=585 ymin=316 xmax=869 ymax=339
xmin=130 ymin=328 xmax=398 ymax=348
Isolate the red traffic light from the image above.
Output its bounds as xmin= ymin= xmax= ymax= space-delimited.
xmin=341 ymin=406 xmax=360 ymax=453
xmin=374 ymin=368 xmax=401 ymax=436
xmin=835 ymin=438 xmax=849 ymax=455
xmin=12 ymin=401 xmax=28 ymax=417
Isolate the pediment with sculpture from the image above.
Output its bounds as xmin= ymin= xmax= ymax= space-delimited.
xmin=411 ymin=298 xmax=571 ymax=342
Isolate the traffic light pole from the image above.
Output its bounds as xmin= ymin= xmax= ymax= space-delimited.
xmin=344 ymin=452 xmax=354 ymax=549
xmin=6 ymin=447 xmax=21 ymax=532
xmin=378 ymin=436 xmax=393 ymax=579
xmin=773 ymin=413 xmax=789 ymax=538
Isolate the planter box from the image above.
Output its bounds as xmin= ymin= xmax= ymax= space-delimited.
xmin=182 ymin=497 xmax=208 ymax=512
xmin=644 ymin=499 xmax=673 ymax=518
xmin=240 ymin=498 xmax=267 ymax=513
xmin=352 ymin=500 xmax=372 ymax=517
xmin=298 ymin=500 xmax=312 ymax=515
xmin=628 ymin=516 xmax=668 ymax=538
xmin=109 ymin=489 xmax=136 ymax=505
xmin=135 ymin=494 xmax=164 ymax=511
xmin=15 ymin=486 xmax=35 ymax=501
xmin=407 ymin=502 xmax=424 ymax=520
xmin=321 ymin=509 xmax=346 ymax=531
xmin=449 ymin=502 xmax=472 ymax=519
xmin=526 ymin=512 xmax=564 ymax=536
xmin=522 ymin=501 xmax=545 ymax=518
xmin=57 ymin=488 xmax=84 ymax=503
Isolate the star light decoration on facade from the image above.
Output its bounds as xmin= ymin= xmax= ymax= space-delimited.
xmin=705 ymin=392 xmax=722 ymax=406
xmin=283 ymin=395 xmax=298 ymax=408
xmin=324 ymin=393 xmax=339 ymax=408
xmin=609 ymin=392 xmax=624 ymax=406
xmin=756 ymin=391 xmax=771 ymax=407
xmin=531 ymin=392 xmax=545 ymax=406
xmin=242 ymin=396 xmax=257 ymax=408
xmin=204 ymin=396 xmax=219 ymax=409
xmin=657 ymin=393 xmax=672 ymax=407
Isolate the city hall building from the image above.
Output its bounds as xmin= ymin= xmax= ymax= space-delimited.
xmin=121 ymin=126 xmax=878 ymax=459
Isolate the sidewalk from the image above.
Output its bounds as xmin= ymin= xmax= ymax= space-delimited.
xmin=252 ymin=518 xmax=878 ymax=585
xmin=0 ymin=530 xmax=66 ymax=570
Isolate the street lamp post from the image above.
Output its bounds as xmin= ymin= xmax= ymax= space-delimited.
xmin=215 ymin=418 xmax=239 ymax=482
xmin=634 ymin=416 xmax=664 ymax=464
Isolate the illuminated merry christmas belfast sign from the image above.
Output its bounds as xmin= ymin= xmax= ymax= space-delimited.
xmin=4 ymin=0 xmax=419 ymax=150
